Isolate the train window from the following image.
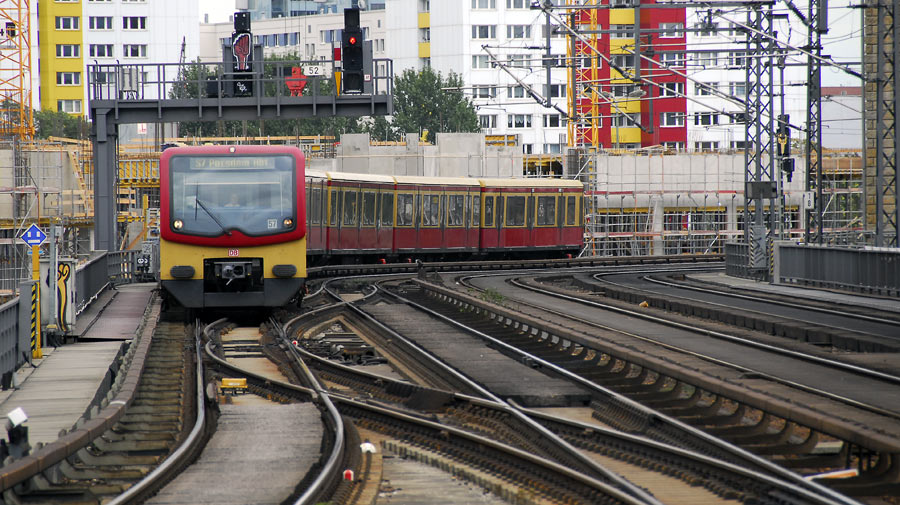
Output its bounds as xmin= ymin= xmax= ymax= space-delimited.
xmin=311 ymin=188 xmax=322 ymax=224
xmin=343 ymin=190 xmax=358 ymax=226
xmin=330 ymin=189 xmax=342 ymax=226
xmin=362 ymin=191 xmax=376 ymax=226
xmin=484 ymin=195 xmax=494 ymax=227
xmin=380 ymin=193 xmax=394 ymax=226
xmin=537 ymin=196 xmax=556 ymax=226
xmin=472 ymin=194 xmax=481 ymax=226
xmin=566 ymin=196 xmax=576 ymax=226
xmin=448 ymin=195 xmax=464 ymax=226
xmin=506 ymin=196 xmax=526 ymax=227
xmin=423 ymin=194 xmax=442 ymax=227
xmin=397 ymin=193 xmax=414 ymax=226
xmin=527 ymin=196 xmax=535 ymax=227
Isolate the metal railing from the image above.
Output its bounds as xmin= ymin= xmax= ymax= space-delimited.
xmin=0 ymin=251 xmax=144 ymax=382
xmin=774 ymin=242 xmax=900 ymax=297
xmin=88 ymin=58 xmax=394 ymax=104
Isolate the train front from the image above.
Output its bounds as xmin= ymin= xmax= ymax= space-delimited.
xmin=159 ymin=145 xmax=306 ymax=309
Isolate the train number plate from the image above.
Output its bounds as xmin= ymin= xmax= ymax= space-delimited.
xmin=228 ymin=249 xmax=240 ymax=257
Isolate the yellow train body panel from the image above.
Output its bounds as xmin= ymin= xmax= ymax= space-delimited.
xmin=160 ymin=238 xmax=306 ymax=281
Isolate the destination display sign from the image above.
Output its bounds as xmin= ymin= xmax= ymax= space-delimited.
xmin=182 ymin=156 xmax=282 ymax=170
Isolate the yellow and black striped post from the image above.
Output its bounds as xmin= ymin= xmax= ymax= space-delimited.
xmin=31 ymin=245 xmax=42 ymax=359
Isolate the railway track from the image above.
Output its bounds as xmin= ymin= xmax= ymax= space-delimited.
xmin=281 ymin=280 xmax=864 ymax=505
xmin=404 ymin=270 xmax=900 ymax=498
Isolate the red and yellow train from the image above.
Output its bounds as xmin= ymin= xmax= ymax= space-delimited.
xmin=160 ymin=145 xmax=583 ymax=309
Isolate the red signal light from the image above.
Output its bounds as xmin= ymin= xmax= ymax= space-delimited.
xmin=349 ymin=36 xmax=357 ymax=45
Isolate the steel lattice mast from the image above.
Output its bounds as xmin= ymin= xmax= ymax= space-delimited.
xmin=0 ymin=0 xmax=33 ymax=140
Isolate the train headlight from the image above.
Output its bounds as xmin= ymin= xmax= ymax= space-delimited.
xmin=283 ymin=218 xmax=293 ymax=228
xmin=173 ymin=219 xmax=184 ymax=230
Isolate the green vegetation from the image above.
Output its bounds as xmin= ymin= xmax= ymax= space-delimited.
xmin=34 ymin=109 xmax=89 ymax=139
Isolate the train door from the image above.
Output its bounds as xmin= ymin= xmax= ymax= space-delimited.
xmin=536 ymin=192 xmax=559 ymax=248
xmin=526 ymin=192 xmax=536 ymax=248
xmin=359 ymin=188 xmax=377 ymax=251
xmin=378 ymin=186 xmax=394 ymax=254
xmin=307 ymin=180 xmax=326 ymax=254
xmin=470 ymin=188 xmax=481 ymax=250
xmin=327 ymin=184 xmax=342 ymax=253
xmin=341 ymin=185 xmax=360 ymax=252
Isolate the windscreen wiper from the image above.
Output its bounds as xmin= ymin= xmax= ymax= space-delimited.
xmin=195 ymin=198 xmax=232 ymax=237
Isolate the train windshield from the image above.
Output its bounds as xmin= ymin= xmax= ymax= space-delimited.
xmin=169 ymin=154 xmax=296 ymax=237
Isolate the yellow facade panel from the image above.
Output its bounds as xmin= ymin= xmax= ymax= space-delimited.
xmin=609 ymin=39 xmax=634 ymax=53
xmin=609 ymin=9 xmax=635 ymax=25
xmin=38 ymin=0 xmax=85 ymax=115
xmin=418 ymin=12 xmax=430 ymax=28
xmin=612 ymin=128 xmax=641 ymax=144
xmin=418 ymin=42 xmax=430 ymax=58
xmin=621 ymin=99 xmax=641 ymax=114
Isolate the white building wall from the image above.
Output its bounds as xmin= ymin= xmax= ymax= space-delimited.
xmin=683 ymin=10 xmax=807 ymax=152
xmin=385 ymin=0 xmax=420 ymax=72
xmin=83 ymin=0 xmax=199 ymax=102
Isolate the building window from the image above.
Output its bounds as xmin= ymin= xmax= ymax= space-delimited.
xmin=695 ymin=51 xmax=718 ymax=67
xmin=121 ymin=0 xmax=147 ymax=2
xmin=612 ymin=113 xmax=640 ymax=127
xmin=728 ymin=51 xmax=747 ymax=68
xmin=544 ymin=143 xmax=562 ymax=154
xmin=659 ymin=23 xmax=683 ymax=37
xmin=695 ymin=82 xmax=717 ymax=96
xmin=123 ymin=44 xmax=148 ymax=58
xmin=610 ymin=0 xmax=634 ymax=6
xmin=695 ymin=22 xmax=718 ymax=37
xmin=122 ymin=16 xmax=147 ymax=30
xmin=55 ymin=16 xmax=79 ymax=30
xmin=544 ymin=84 xmax=565 ymax=98
xmin=694 ymin=141 xmax=720 ymax=151
xmin=508 ymin=114 xmax=532 ymax=128
xmin=658 ymin=52 xmax=685 ymax=67
xmin=419 ymin=27 xmax=430 ymax=42
xmin=472 ymin=55 xmax=491 ymax=69
xmin=729 ymin=82 xmax=746 ymax=96
xmin=610 ymin=54 xmax=635 ymax=71
xmin=472 ymin=25 xmax=496 ymax=39
xmin=89 ymin=16 xmax=113 ymax=30
xmin=660 ymin=82 xmax=684 ymax=97
xmin=731 ymin=141 xmax=747 ymax=149
xmin=57 ymin=99 xmax=82 ymax=114
xmin=577 ymin=55 xmax=601 ymax=69
xmin=471 ymin=0 xmax=496 ymax=7
xmin=522 ymin=143 xmax=533 ymax=154
xmin=507 ymin=0 xmax=528 ymax=8
xmin=56 ymin=44 xmax=80 ymax=58
xmin=609 ymin=24 xmax=633 ymax=39
xmin=508 ymin=54 xmax=529 ymax=67
xmin=90 ymin=44 xmax=113 ymax=58
xmin=543 ymin=114 xmax=562 ymax=128
xmin=660 ymin=112 xmax=684 ymax=127
xmin=542 ymin=24 xmax=565 ymax=38
xmin=87 ymin=0 xmax=112 ymax=2
xmin=91 ymin=70 xmax=116 ymax=84
xmin=508 ymin=85 xmax=526 ymax=98
xmin=610 ymin=83 xmax=638 ymax=97
xmin=479 ymin=114 xmax=498 ymax=128
xmin=507 ymin=25 xmax=531 ymax=39
xmin=662 ymin=141 xmax=685 ymax=150
xmin=694 ymin=113 xmax=719 ymax=126
xmin=472 ymin=85 xmax=497 ymax=98
xmin=56 ymin=72 xmax=80 ymax=86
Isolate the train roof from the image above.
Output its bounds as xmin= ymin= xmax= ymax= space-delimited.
xmin=479 ymin=178 xmax=584 ymax=189
xmin=394 ymin=175 xmax=482 ymax=187
xmin=324 ymin=171 xmax=396 ymax=184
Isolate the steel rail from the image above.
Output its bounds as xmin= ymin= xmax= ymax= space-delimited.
xmin=635 ymin=273 xmax=900 ymax=327
xmin=508 ymin=274 xmax=900 ymax=393
xmin=106 ymin=318 xmax=213 ymax=505
xmin=395 ymin=278 xmax=864 ymax=505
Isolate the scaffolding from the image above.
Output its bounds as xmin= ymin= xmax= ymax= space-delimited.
xmin=0 ymin=0 xmax=32 ymax=140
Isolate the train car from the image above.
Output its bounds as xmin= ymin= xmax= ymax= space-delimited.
xmin=393 ymin=176 xmax=481 ymax=258
xmin=305 ymin=170 xmax=328 ymax=257
xmin=479 ymin=178 xmax=584 ymax=257
xmin=325 ymin=172 xmax=395 ymax=257
xmin=159 ymin=145 xmax=307 ymax=309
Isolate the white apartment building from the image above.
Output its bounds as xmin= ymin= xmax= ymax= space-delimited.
xmin=683 ymin=10 xmax=808 ymax=152
xmin=387 ymin=0 xmax=569 ymax=156
xmin=31 ymin=0 xmax=199 ymax=114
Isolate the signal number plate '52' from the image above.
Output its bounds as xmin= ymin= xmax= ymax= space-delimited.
xmin=227 ymin=249 xmax=240 ymax=257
